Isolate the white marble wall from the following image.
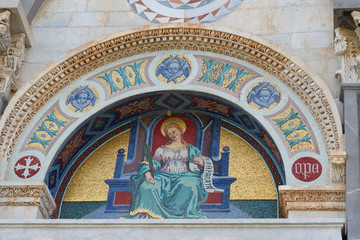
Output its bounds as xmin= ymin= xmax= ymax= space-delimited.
xmin=0 ymin=219 xmax=345 ymax=240
xmin=18 ymin=0 xmax=339 ymax=98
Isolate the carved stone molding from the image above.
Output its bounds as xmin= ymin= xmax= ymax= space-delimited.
xmin=0 ymin=25 xmax=343 ymax=168
xmin=0 ymin=182 xmax=56 ymax=219
xmin=330 ymin=151 xmax=346 ymax=184
xmin=279 ymin=185 xmax=345 ymax=218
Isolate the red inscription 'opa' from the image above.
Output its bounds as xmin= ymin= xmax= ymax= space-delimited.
xmin=292 ymin=157 xmax=322 ymax=182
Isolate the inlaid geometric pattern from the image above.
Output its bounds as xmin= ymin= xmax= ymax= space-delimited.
xmin=163 ymin=95 xmax=185 ymax=108
xmin=128 ymin=0 xmax=244 ymax=23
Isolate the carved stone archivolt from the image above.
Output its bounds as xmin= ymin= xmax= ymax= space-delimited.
xmin=0 ymin=182 xmax=56 ymax=219
xmin=0 ymin=10 xmax=26 ymax=114
xmin=279 ymin=185 xmax=345 ymax=218
xmin=0 ymin=24 xmax=343 ymax=168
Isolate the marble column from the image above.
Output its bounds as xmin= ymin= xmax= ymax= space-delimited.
xmin=342 ymin=83 xmax=360 ymax=239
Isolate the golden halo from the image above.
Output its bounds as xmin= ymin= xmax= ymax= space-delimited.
xmin=160 ymin=117 xmax=186 ymax=137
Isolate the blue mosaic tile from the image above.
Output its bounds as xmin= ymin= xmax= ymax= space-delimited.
xmin=230 ymin=200 xmax=277 ymax=218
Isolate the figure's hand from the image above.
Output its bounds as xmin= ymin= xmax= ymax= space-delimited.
xmin=191 ymin=156 xmax=204 ymax=168
xmin=145 ymin=171 xmax=155 ymax=184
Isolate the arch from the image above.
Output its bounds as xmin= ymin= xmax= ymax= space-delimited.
xmin=0 ymin=24 xmax=342 ymax=183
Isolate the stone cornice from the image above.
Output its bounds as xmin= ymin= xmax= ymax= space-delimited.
xmin=0 ymin=25 xmax=343 ymax=169
xmin=279 ymin=185 xmax=345 ymax=218
xmin=0 ymin=182 xmax=56 ymax=219
xmin=341 ymin=82 xmax=360 ymax=90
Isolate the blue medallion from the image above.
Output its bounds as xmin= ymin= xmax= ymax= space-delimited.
xmin=66 ymin=86 xmax=97 ymax=112
xmin=247 ymin=82 xmax=281 ymax=110
xmin=156 ymin=55 xmax=191 ymax=84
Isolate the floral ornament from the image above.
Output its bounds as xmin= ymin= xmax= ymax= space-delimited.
xmin=66 ymin=86 xmax=97 ymax=112
xmin=247 ymin=82 xmax=281 ymax=110
xmin=27 ymin=109 xmax=68 ymax=149
xmin=156 ymin=55 xmax=191 ymax=84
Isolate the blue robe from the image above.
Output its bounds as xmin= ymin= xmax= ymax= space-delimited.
xmin=127 ymin=144 xmax=208 ymax=219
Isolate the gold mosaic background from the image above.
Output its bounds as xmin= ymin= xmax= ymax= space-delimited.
xmin=64 ymin=128 xmax=276 ymax=202
xmin=63 ymin=130 xmax=130 ymax=202
xmin=220 ymin=128 xmax=277 ymax=200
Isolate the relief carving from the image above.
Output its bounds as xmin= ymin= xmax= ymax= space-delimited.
xmin=351 ymin=11 xmax=360 ymax=40
xmin=330 ymin=151 xmax=346 ymax=184
xmin=335 ymin=11 xmax=360 ymax=84
xmin=0 ymin=11 xmax=11 ymax=54
xmin=0 ymin=10 xmax=26 ymax=114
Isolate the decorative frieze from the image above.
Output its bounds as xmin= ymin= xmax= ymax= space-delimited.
xmin=279 ymin=185 xmax=345 ymax=218
xmin=0 ymin=25 xmax=342 ymax=167
xmin=0 ymin=182 xmax=56 ymax=219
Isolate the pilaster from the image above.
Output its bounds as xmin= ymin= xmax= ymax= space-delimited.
xmin=335 ymin=11 xmax=360 ymax=239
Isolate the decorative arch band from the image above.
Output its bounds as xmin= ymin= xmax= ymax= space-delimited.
xmin=0 ymin=25 xmax=342 ymax=165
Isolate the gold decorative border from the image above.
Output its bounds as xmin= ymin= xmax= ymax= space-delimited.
xmin=279 ymin=186 xmax=345 ymax=218
xmin=0 ymin=182 xmax=56 ymax=219
xmin=0 ymin=25 xmax=342 ymax=166
xmin=129 ymin=208 xmax=164 ymax=219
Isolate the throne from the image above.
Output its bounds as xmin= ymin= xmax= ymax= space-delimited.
xmin=105 ymin=115 xmax=236 ymax=214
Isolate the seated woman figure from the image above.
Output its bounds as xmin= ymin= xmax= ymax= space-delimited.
xmin=128 ymin=118 xmax=208 ymax=219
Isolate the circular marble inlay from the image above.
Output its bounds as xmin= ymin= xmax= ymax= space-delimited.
xmin=128 ymin=0 xmax=243 ymax=23
xmin=14 ymin=156 xmax=41 ymax=179
xmin=292 ymin=157 xmax=322 ymax=182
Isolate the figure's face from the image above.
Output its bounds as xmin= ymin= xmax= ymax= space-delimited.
xmin=168 ymin=62 xmax=180 ymax=74
xmin=76 ymin=92 xmax=88 ymax=104
xmin=166 ymin=127 xmax=182 ymax=141
xmin=258 ymin=89 xmax=271 ymax=103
